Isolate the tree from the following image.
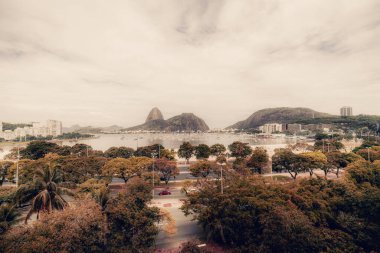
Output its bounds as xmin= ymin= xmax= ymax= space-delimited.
xmin=325 ymin=151 xmax=348 ymax=178
xmin=20 ymin=141 xmax=59 ymax=160
xmin=272 ymin=149 xmax=306 ymax=180
xmin=59 ymin=156 xmax=108 ymax=184
xmin=178 ymin=142 xmax=194 ymax=163
xmin=228 ymin=141 xmax=252 ymax=159
xmin=101 ymin=157 xmax=152 ymax=183
xmin=247 ymin=147 xmax=269 ymax=174
xmin=0 ymin=203 xmax=21 ymax=234
xmin=104 ymin=146 xmax=135 ymax=159
xmin=299 ymin=151 xmax=327 ymax=177
xmin=20 ymin=165 xmax=73 ymax=223
xmin=189 ymin=160 xmax=216 ymax=178
xmin=154 ymin=158 xmax=179 ymax=184
xmin=3 ymin=201 xmax=106 ymax=253
xmin=134 ymin=144 xmax=164 ymax=158
xmin=210 ymin=144 xmax=226 ymax=157
xmin=0 ymin=161 xmax=13 ymax=186
xmin=194 ymin=144 xmax=211 ymax=159
xmin=105 ymin=193 xmax=160 ymax=252
xmin=71 ymin=143 xmax=93 ymax=156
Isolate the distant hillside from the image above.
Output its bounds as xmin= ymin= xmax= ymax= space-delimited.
xmin=228 ymin=107 xmax=332 ymax=129
xmin=126 ymin=108 xmax=209 ymax=132
xmin=63 ymin=125 xmax=124 ymax=133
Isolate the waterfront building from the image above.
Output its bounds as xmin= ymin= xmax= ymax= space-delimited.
xmin=260 ymin=123 xmax=283 ymax=134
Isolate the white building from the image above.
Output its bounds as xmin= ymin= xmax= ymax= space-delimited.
xmin=47 ymin=120 xmax=63 ymax=136
xmin=340 ymin=106 xmax=353 ymax=117
xmin=0 ymin=120 xmax=62 ymax=140
xmin=260 ymin=123 xmax=283 ymax=134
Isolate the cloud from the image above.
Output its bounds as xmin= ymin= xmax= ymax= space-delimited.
xmin=0 ymin=0 xmax=379 ymax=128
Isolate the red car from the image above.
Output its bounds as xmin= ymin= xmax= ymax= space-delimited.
xmin=158 ymin=190 xmax=171 ymax=195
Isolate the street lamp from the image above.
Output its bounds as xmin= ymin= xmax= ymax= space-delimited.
xmin=151 ymin=152 xmax=157 ymax=198
xmin=367 ymin=147 xmax=371 ymax=162
xmin=134 ymin=137 xmax=143 ymax=149
xmin=217 ymin=162 xmax=226 ymax=194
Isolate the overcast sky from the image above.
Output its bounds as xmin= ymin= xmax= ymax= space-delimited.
xmin=0 ymin=0 xmax=379 ymax=128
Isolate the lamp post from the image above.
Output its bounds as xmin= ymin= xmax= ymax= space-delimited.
xmin=367 ymin=147 xmax=371 ymax=162
xmin=151 ymin=152 xmax=157 ymax=198
xmin=134 ymin=137 xmax=143 ymax=149
xmin=217 ymin=162 xmax=226 ymax=194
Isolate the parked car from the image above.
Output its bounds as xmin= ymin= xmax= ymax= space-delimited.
xmin=158 ymin=190 xmax=171 ymax=195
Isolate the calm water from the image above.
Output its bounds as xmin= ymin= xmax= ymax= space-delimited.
xmin=0 ymin=133 xmax=301 ymax=159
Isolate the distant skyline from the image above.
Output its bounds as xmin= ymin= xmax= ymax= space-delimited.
xmin=0 ymin=0 xmax=379 ymax=128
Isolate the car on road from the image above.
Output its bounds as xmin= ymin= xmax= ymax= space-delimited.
xmin=158 ymin=190 xmax=171 ymax=195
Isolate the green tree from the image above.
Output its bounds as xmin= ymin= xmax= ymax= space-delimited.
xmin=272 ymin=149 xmax=306 ymax=180
xmin=178 ymin=142 xmax=194 ymax=163
xmin=0 ymin=161 xmax=13 ymax=186
xmin=154 ymin=158 xmax=179 ymax=184
xmin=71 ymin=143 xmax=93 ymax=157
xmin=101 ymin=157 xmax=152 ymax=183
xmin=228 ymin=141 xmax=252 ymax=159
xmin=0 ymin=203 xmax=21 ymax=234
xmin=299 ymin=151 xmax=327 ymax=177
xmin=210 ymin=144 xmax=226 ymax=157
xmin=247 ymin=147 xmax=269 ymax=174
xmin=194 ymin=144 xmax=211 ymax=160
xmin=189 ymin=160 xmax=216 ymax=178
xmin=105 ymin=193 xmax=160 ymax=252
xmin=20 ymin=141 xmax=60 ymax=160
xmin=104 ymin=146 xmax=135 ymax=159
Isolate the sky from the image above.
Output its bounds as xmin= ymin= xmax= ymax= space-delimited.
xmin=0 ymin=0 xmax=379 ymax=129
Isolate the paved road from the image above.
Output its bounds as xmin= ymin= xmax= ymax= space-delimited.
xmin=152 ymin=187 xmax=203 ymax=250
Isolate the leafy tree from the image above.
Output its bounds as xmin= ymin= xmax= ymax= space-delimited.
xmin=3 ymin=201 xmax=106 ymax=253
xmin=178 ymin=142 xmax=194 ymax=163
xmin=104 ymin=146 xmax=135 ymax=159
xmin=59 ymin=156 xmax=108 ymax=184
xmin=272 ymin=149 xmax=306 ymax=180
xmin=194 ymin=144 xmax=211 ymax=159
xmin=134 ymin=144 xmax=164 ymax=158
xmin=356 ymin=148 xmax=380 ymax=162
xmin=210 ymin=144 xmax=226 ymax=157
xmin=247 ymin=147 xmax=269 ymax=174
xmin=325 ymin=151 xmax=348 ymax=178
xmin=71 ymin=143 xmax=93 ymax=157
xmin=0 ymin=161 xmax=13 ymax=186
xmin=189 ymin=160 xmax=216 ymax=178
xmin=228 ymin=141 xmax=252 ymax=159
xmin=20 ymin=141 xmax=60 ymax=160
xmin=105 ymin=193 xmax=160 ymax=252
xmin=154 ymin=158 xmax=179 ymax=184
xmin=101 ymin=157 xmax=152 ymax=183
xmin=299 ymin=151 xmax=327 ymax=177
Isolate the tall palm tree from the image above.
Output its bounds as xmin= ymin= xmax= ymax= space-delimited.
xmin=21 ymin=165 xmax=73 ymax=224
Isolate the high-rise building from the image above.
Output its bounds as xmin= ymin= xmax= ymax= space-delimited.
xmin=259 ymin=123 xmax=283 ymax=134
xmin=340 ymin=106 xmax=353 ymax=117
xmin=47 ymin=120 xmax=63 ymax=136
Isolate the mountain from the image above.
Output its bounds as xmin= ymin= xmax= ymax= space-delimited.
xmin=145 ymin=107 xmax=164 ymax=123
xmin=228 ymin=107 xmax=332 ymax=130
xmin=63 ymin=125 xmax=124 ymax=133
xmin=126 ymin=109 xmax=209 ymax=132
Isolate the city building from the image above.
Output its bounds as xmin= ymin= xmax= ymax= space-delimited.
xmin=259 ymin=123 xmax=283 ymax=134
xmin=282 ymin=123 xmax=302 ymax=134
xmin=340 ymin=106 xmax=353 ymax=117
xmin=0 ymin=120 xmax=62 ymax=140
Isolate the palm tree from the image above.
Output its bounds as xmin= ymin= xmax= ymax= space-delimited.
xmin=0 ymin=203 xmax=21 ymax=234
xmin=20 ymin=165 xmax=73 ymax=224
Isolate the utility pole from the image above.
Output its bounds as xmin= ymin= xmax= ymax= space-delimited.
xmin=151 ymin=152 xmax=157 ymax=198
xmin=368 ymin=147 xmax=371 ymax=162
xmin=16 ymin=135 xmax=21 ymax=187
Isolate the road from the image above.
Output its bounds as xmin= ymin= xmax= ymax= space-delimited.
xmin=151 ymin=187 xmax=203 ymax=251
